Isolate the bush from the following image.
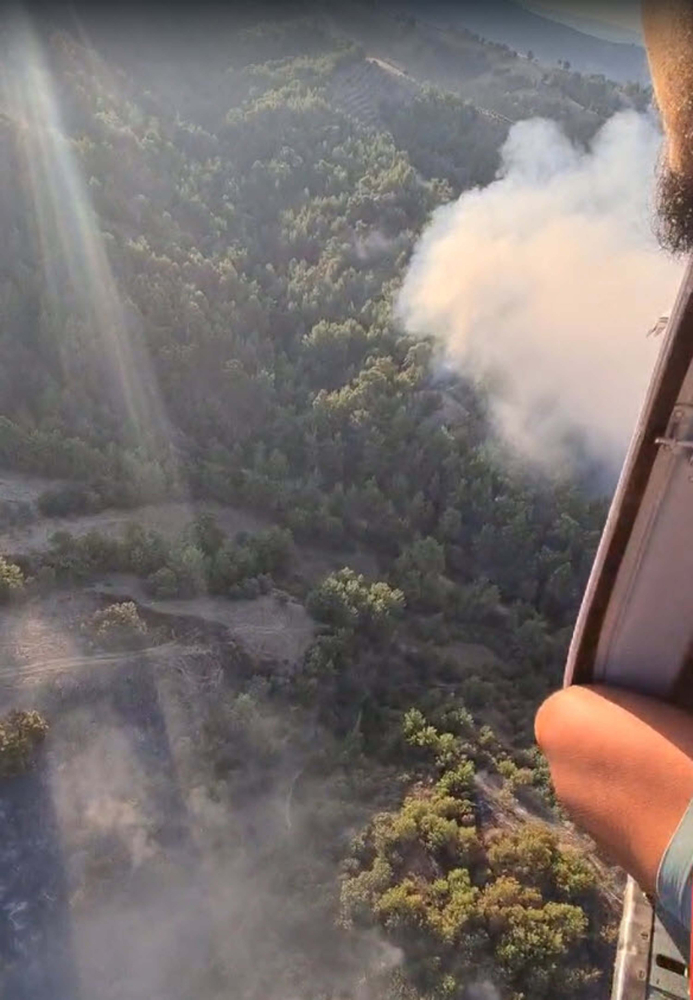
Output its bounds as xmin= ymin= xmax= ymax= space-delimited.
xmin=250 ymin=526 xmax=295 ymax=575
xmin=43 ymin=530 xmax=93 ymax=581
xmin=0 ymin=500 xmax=33 ymax=529
xmin=167 ymin=543 xmax=207 ymax=597
xmin=341 ymin=712 xmax=603 ymax=1000
xmin=84 ymin=602 xmax=148 ymax=649
xmin=32 ymin=564 xmax=57 ymax=593
xmin=0 ymin=710 xmax=49 ymax=777
xmin=239 ymin=576 xmax=261 ymax=599
xmin=146 ymin=566 xmax=181 ymax=599
xmin=37 ymin=485 xmax=96 ymax=518
xmin=0 ymin=556 xmax=25 ymax=603
xmin=191 ymin=512 xmax=225 ymax=556
xmin=121 ymin=524 xmax=169 ymax=577
xmin=307 ymin=568 xmax=404 ymax=639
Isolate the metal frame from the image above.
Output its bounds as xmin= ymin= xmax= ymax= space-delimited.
xmin=566 ymin=258 xmax=693 ymax=694
xmin=565 ymin=259 xmax=693 ymax=997
xmin=611 ymin=879 xmax=688 ymax=1000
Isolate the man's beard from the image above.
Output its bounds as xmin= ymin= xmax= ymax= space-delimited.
xmin=655 ymin=158 xmax=693 ymax=255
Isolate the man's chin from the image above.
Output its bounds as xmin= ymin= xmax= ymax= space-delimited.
xmin=655 ymin=163 xmax=693 ymax=255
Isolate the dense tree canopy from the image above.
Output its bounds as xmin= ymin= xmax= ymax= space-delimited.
xmin=341 ymin=711 xmax=608 ymax=1000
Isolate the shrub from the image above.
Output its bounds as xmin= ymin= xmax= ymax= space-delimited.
xmin=191 ymin=512 xmax=225 ymax=556
xmin=0 ymin=500 xmax=33 ymax=529
xmin=307 ymin=568 xmax=404 ymax=639
xmin=37 ymin=485 xmax=96 ymax=517
xmin=0 ymin=710 xmax=49 ymax=777
xmin=341 ymin=712 xmax=602 ymax=1000
xmin=85 ymin=601 xmax=148 ymax=649
xmin=0 ymin=556 xmax=25 ymax=603
xmin=167 ymin=543 xmax=207 ymax=597
xmin=146 ymin=566 xmax=181 ymax=599
xmin=121 ymin=524 xmax=169 ymax=577
xmin=32 ymin=564 xmax=57 ymax=593
xmin=239 ymin=576 xmax=261 ymax=599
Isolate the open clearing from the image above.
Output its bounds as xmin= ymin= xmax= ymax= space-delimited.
xmin=94 ymin=574 xmax=316 ymax=666
xmin=0 ymin=469 xmax=385 ymax=669
xmin=0 ymin=472 xmax=321 ymax=670
xmin=0 ymin=471 xmax=381 ymax=587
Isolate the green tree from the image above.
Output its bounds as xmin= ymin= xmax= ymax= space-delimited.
xmin=84 ymin=601 xmax=148 ymax=649
xmin=192 ymin=512 xmax=225 ymax=557
xmin=0 ymin=556 xmax=24 ymax=603
xmin=307 ymin=568 xmax=404 ymax=639
xmin=0 ymin=710 xmax=49 ymax=777
xmin=394 ymin=536 xmax=447 ymax=610
xmin=342 ymin=712 xmax=603 ymax=1000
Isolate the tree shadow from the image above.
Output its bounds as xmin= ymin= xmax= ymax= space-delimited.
xmin=0 ymin=644 xmax=205 ymax=999
xmin=0 ymin=760 xmax=78 ymax=1000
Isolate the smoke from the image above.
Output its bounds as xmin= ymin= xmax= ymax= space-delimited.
xmin=354 ymin=229 xmax=394 ymax=261
xmin=10 ymin=644 xmax=401 ymax=1000
xmin=466 ymin=983 xmax=502 ymax=1000
xmin=398 ymin=111 xmax=685 ymax=472
xmin=0 ymin=588 xmax=403 ymax=1000
xmin=467 ymin=980 xmax=501 ymax=1000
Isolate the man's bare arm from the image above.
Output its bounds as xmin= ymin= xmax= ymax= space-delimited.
xmin=535 ymin=684 xmax=693 ymax=893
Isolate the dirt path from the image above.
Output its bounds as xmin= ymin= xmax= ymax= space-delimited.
xmin=367 ymin=55 xmax=408 ymax=78
xmin=0 ymin=641 xmax=207 ymax=688
xmin=94 ymin=575 xmax=316 ymax=666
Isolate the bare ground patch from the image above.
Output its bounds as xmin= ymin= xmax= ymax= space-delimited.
xmin=93 ymin=574 xmax=316 ymax=667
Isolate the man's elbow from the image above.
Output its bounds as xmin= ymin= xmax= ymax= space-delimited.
xmin=534 ymin=686 xmax=597 ymax=815
xmin=534 ymin=683 xmax=630 ymax=832
xmin=535 ymin=687 xmax=576 ymax=762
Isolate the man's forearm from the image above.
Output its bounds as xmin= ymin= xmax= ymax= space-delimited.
xmin=535 ymin=684 xmax=693 ymax=894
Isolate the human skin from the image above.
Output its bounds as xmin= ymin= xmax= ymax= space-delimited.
xmin=535 ymin=685 xmax=693 ymax=893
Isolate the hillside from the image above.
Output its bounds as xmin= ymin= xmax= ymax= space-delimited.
xmin=327 ymin=4 xmax=649 ymax=150
xmin=0 ymin=10 xmax=630 ymax=1000
xmin=391 ymin=0 xmax=648 ymax=83
xmin=523 ymin=2 xmax=643 ymax=45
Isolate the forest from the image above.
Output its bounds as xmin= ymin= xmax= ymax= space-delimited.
xmin=0 ymin=6 xmax=643 ymax=999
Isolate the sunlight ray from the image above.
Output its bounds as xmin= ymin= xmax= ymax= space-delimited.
xmin=0 ymin=11 xmax=181 ymax=478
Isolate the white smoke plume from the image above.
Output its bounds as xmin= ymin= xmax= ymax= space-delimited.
xmin=466 ymin=983 xmax=502 ymax=1000
xmin=398 ymin=111 xmax=685 ymax=472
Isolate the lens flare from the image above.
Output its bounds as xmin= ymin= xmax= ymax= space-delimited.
xmin=0 ymin=11 xmax=180 ymax=472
